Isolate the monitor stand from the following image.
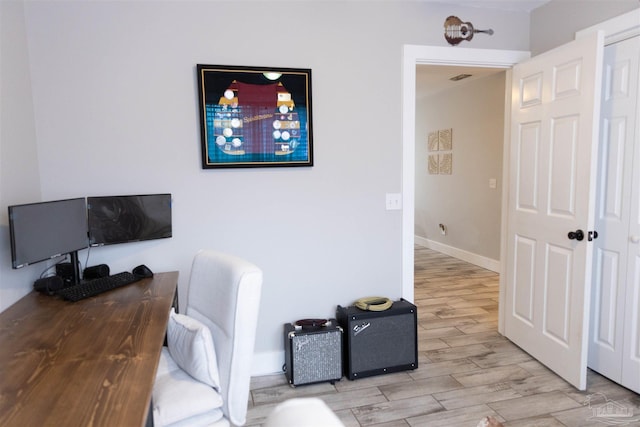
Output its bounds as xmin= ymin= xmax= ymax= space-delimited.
xmin=69 ymin=251 xmax=81 ymax=285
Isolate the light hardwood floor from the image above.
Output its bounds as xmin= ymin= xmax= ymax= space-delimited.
xmin=246 ymin=246 xmax=640 ymax=426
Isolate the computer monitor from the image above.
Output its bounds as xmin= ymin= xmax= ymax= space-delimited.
xmin=87 ymin=194 xmax=172 ymax=246
xmin=8 ymin=198 xmax=89 ymax=284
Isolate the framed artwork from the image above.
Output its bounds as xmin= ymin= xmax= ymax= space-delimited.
xmin=196 ymin=64 xmax=313 ymax=168
xmin=427 ymin=128 xmax=453 ymax=174
xmin=428 ymin=131 xmax=439 ymax=152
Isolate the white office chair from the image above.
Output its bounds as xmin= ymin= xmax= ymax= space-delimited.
xmin=264 ymin=398 xmax=345 ymax=427
xmin=152 ymin=250 xmax=263 ymax=427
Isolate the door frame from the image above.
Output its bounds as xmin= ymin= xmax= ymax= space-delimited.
xmin=401 ymin=8 xmax=640 ymax=330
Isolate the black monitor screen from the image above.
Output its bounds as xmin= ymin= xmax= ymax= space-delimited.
xmin=87 ymin=194 xmax=172 ymax=246
xmin=8 ymin=198 xmax=89 ymax=269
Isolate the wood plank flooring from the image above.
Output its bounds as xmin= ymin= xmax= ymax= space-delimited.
xmin=246 ymin=247 xmax=640 ymax=426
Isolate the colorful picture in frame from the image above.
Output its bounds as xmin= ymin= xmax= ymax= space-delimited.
xmin=197 ymin=64 xmax=313 ymax=168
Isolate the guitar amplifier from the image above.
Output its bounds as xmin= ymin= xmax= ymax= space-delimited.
xmin=283 ymin=320 xmax=343 ymax=386
xmin=336 ymin=299 xmax=418 ymax=380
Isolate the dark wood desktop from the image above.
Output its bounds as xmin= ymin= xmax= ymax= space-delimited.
xmin=0 ymin=271 xmax=178 ymax=427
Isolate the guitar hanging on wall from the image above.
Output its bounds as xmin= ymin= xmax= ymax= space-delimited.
xmin=444 ymin=16 xmax=494 ymax=45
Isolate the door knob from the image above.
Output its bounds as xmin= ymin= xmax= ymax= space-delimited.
xmin=631 ymin=235 xmax=640 ymax=244
xmin=568 ymin=229 xmax=584 ymax=241
xmin=588 ymin=231 xmax=598 ymax=241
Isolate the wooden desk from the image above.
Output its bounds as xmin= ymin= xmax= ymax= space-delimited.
xmin=0 ymin=271 xmax=178 ymax=427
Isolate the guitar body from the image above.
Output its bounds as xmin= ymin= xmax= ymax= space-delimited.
xmin=444 ymin=16 xmax=493 ymax=45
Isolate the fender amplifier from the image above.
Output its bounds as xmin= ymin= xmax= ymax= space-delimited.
xmin=336 ymin=299 xmax=418 ymax=380
xmin=284 ymin=319 xmax=343 ymax=386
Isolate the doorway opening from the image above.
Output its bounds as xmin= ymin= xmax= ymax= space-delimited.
xmin=400 ymin=45 xmax=530 ymax=330
xmin=414 ymin=64 xmax=505 ymax=273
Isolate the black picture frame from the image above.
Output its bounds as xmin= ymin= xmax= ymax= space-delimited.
xmin=196 ymin=64 xmax=313 ymax=168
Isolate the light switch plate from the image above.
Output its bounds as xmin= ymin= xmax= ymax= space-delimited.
xmin=386 ymin=193 xmax=402 ymax=210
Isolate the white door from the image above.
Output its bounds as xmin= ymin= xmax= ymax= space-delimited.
xmin=589 ymin=35 xmax=640 ymax=393
xmin=621 ymin=35 xmax=640 ymax=390
xmin=504 ymin=31 xmax=604 ymax=390
xmin=620 ymin=35 xmax=640 ymax=394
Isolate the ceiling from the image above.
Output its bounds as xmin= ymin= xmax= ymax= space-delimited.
xmin=416 ymin=65 xmax=505 ymax=97
xmin=446 ymin=0 xmax=550 ymax=13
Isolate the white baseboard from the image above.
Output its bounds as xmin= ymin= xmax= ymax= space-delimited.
xmin=415 ymin=236 xmax=500 ymax=273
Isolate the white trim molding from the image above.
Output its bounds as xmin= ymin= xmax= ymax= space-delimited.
xmin=414 ymin=236 xmax=501 ymax=273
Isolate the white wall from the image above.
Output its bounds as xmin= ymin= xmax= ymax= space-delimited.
xmin=530 ymin=0 xmax=639 ymax=55
xmin=415 ymin=72 xmax=505 ymax=267
xmin=1 ymin=0 xmax=530 ymax=374
xmin=0 ymin=1 xmax=43 ymax=305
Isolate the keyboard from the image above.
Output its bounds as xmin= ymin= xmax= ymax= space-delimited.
xmin=57 ymin=271 xmax=141 ymax=302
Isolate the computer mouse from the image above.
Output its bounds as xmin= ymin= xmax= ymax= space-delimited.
xmin=132 ymin=264 xmax=153 ymax=278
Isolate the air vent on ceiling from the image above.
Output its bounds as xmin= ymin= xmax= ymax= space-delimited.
xmin=450 ymin=74 xmax=472 ymax=81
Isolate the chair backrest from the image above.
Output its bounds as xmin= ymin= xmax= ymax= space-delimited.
xmin=185 ymin=250 xmax=263 ymax=426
